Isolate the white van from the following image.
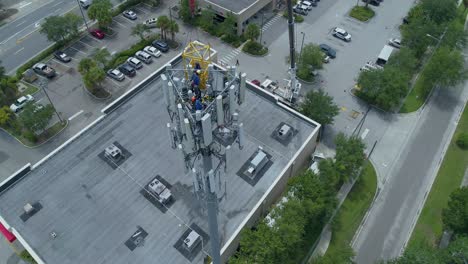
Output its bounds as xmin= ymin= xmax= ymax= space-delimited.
xmin=135 ymin=51 xmax=153 ymax=64
xmin=376 ymin=45 xmax=394 ymax=66
xmin=144 ymin=18 xmax=158 ymax=28
xmin=79 ymin=0 xmax=92 ymax=9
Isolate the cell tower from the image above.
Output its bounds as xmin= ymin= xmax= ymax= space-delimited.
xmin=161 ymin=49 xmax=246 ymax=264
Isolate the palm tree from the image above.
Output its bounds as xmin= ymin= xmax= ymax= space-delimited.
xmin=156 ymin=15 xmax=170 ymax=40
xmin=132 ymin=23 xmax=150 ymax=41
xmin=169 ymin=20 xmax=179 ymax=42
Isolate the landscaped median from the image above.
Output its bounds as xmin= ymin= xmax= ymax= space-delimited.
xmin=409 ymin=103 xmax=468 ymax=246
xmin=314 ymin=161 xmax=377 ymax=263
xmin=349 ymin=6 xmax=375 ymax=22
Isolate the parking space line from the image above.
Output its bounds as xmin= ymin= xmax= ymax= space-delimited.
xmin=68 ymin=110 xmax=84 ymax=121
xmin=14 ymin=47 xmax=25 ymax=55
xmin=51 ymin=58 xmax=71 ymax=68
xmin=78 ymin=40 xmax=95 ymax=48
xmin=69 ymin=46 xmax=88 ymax=55
xmin=112 ymin=19 xmax=129 ymax=29
xmin=108 ymin=78 xmax=124 ymax=87
xmin=134 ymin=7 xmax=147 ymax=14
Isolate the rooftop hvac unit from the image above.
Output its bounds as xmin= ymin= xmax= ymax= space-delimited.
xmin=23 ymin=203 xmax=34 ymax=214
xmin=278 ymin=124 xmax=292 ymax=139
xmin=246 ymin=149 xmax=268 ymax=178
xmin=104 ymin=144 xmax=124 ymax=161
xmin=184 ymin=230 xmax=201 ymax=251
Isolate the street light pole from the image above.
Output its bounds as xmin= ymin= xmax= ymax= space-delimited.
xmin=259 ymin=12 xmax=265 ymax=44
xmin=39 ymin=79 xmax=64 ymax=124
xmin=75 ymin=0 xmax=90 ymax=32
xmin=299 ymin=32 xmax=305 ymax=62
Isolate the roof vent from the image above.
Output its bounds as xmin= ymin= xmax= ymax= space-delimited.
xmin=20 ymin=202 xmax=43 ymax=222
xmin=50 ymin=231 xmax=57 ymax=239
xmin=23 ymin=203 xmax=34 ymax=214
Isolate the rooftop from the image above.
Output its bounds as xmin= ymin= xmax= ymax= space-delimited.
xmin=0 ymin=67 xmax=316 ymax=264
xmin=204 ymin=0 xmax=257 ymax=14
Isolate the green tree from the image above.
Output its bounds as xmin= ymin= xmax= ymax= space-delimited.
xmin=92 ymin=48 xmax=111 ymax=68
xmin=88 ymin=0 xmax=113 ymax=29
xmin=443 ymin=19 xmax=468 ymax=50
xmin=244 ymin=24 xmax=260 ymax=41
xmin=0 ymin=61 xmax=4 ymax=79
xmin=464 ymin=0 xmax=468 ymax=11
xmin=0 ymin=106 xmax=12 ymax=126
xmin=424 ymin=47 xmax=466 ymax=89
xmin=199 ymin=8 xmax=215 ymax=33
xmin=131 ymin=23 xmax=150 ymax=41
xmin=318 ymin=158 xmax=341 ymax=190
xmin=64 ymin=13 xmax=82 ymax=37
xmin=300 ymin=44 xmax=324 ymax=70
xmin=442 ymin=187 xmax=468 ymax=235
xmin=0 ymin=76 xmax=18 ymax=107
xmin=78 ymin=58 xmax=97 ymax=75
xmin=146 ymin=0 xmax=160 ymax=7
xmin=387 ymin=241 xmax=442 ymax=264
xmin=386 ymin=47 xmax=417 ymax=73
xmin=39 ymin=16 xmax=69 ymax=42
xmin=179 ymin=0 xmax=196 ymax=24
xmin=334 ymin=133 xmax=366 ymax=182
xmin=83 ymin=66 xmax=106 ymax=90
xmin=313 ymin=244 xmax=355 ymax=264
xmin=168 ymin=20 xmax=179 ymax=42
xmin=442 ymin=235 xmax=468 ymax=262
xmin=421 ymin=0 xmax=457 ymax=25
xmin=156 ymin=15 xmax=170 ymax=40
xmin=220 ymin=12 xmax=237 ymax=38
xmin=401 ymin=17 xmax=441 ymax=58
xmin=19 ymin=103 xmax=54 ymax=132
xmin=300 ymin=89 xmax=339 ymax=126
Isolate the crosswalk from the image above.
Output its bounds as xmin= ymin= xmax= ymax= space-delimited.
xmin=262 ymin=14 xmax=283 ymax=32
xmin=218 ymin=48 xmax=241 ymax=66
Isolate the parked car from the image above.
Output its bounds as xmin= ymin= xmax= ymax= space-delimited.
xmin=144 ymin=18 xmax=158 ymax=28
xmin=90 ymin=29 xmax=105 ymax=39
xmin=319 ymin=44 xmax=336 ymax=59
xmin=10 ymin=94 xmax=34 ymax=113
xmin=123 ymin=10 xmax=137 ymax=20
xmin=362 ymin=0 xmax=380 ymax=6
xmin=33 ymin=63 xmax=56 ymax=78
xmin=107 ymin=69 xmax=125 ymax=81
xmin=251 ymin=79 xmax=261 ymax=86
xmin=126 ymin=57 xmax=143 ymax=69
xmin=388 ymin=38 xmax=402 ymax=48
xmin=79 ymin=0 xmax=92 ymax=9
xmin=301 ymin=0 xmax=317 ymax=9
xmin=143 ymin=46 xmax=162 ymax=58
xmin=152 ymin=40 xmax=169 ymax=52
xmin=118 ymin=64 xmax=136 ymax=77
xmin=135 ymin=51 xmax=153 ymax=64
xmin=309 ymin=152 xmax=325 ymax=174
xmin=293 ymin=5 xmax=308 ymax=15
xmin=322 ymin=53 xmax=330 ymax=63
xmin=332 ymin=27 xmax=351 ymax=42
xmin=54 ymin=51 xmax=71 ymax=63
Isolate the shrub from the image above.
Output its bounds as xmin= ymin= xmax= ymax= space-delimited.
xmin=282 ymin=12 xmax=304 ymax=23
xmin=349 ymin=6 xmax=375 ymax=22
xmin=23 ymin=130 xmax=37 ymax=143
xmin=221 ymin=34 xmax=244 ymax=48
xmin=456 ymin=132 xmax=468 ymax=149
xmin=242 ymin=40 xmax=268 ymax=56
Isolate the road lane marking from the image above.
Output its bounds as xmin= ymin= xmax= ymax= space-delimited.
xmin=52 ymin=1 xmax=63 ymax=7
xmin=14 ymin=47 xmax=25 ymax=55
xmin=19 ymin=2 xmax=32 ymax=8
xmin=68 ymin=110 xmax=84 ymax=121
xmin=16 ymin=21 xmax=27 ymax=27
xmin=53 ymin=8 xmax=62 ymax=14
xmin=360 ymin=128 xmax=370 ymax=140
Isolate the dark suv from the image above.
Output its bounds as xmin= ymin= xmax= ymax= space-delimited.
xmin=319 ymin=44 xmax=336 ymax=59
xmin=152 ymin=40 xmax=169 ymax=52
xmin=118 ymin=63 xmax=136 ymax=77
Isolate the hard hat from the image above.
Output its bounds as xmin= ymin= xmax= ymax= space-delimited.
xmin=196 ymin=70 xmax=201 ymax=74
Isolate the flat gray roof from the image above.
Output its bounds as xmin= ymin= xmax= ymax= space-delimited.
xmin=0 ymin=69 xmax=316 ymax=264
xmin=205 ymin=0 xmax=257 ymax=14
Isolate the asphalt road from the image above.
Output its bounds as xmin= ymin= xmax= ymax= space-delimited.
xmin=0 ymin=0 xmax=124 ymax=74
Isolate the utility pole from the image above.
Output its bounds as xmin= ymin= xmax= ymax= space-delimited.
xmin=299 ymin=32 xmax=305 ymax=62
xmin=286 ymin=0 xmax=297 ymax=102
xmin=75 ymin=0 xmax=90 ymax=32
xmin=259 ymin=12 xmax=265 ymax=45
xmin=39 ymin=79 xmax=64 ymax=124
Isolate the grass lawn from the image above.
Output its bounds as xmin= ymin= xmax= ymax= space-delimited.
xmin=399 ymin=72 xmax=429 ymax=113
xmin=349 ymin=6 xmax=375 ymax=22
xmin=409 ymin=103 xmax=468 ymax=247
xmin=19 ymin=81 xmax=40 ymax=96
xmin=323 ymin=161 xmax=377 ymax=257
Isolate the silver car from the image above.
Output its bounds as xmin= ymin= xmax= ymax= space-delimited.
xmin=388 ymin=38 xmax=402 ymax=49
xmin=107 ymin=69 xmax=125 ymax=81
xmin=123 ymin=10 xmax=137 ymax=20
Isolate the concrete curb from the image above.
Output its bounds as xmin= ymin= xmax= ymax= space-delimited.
xmin=82 ymin=85 xmax=112 ymax=101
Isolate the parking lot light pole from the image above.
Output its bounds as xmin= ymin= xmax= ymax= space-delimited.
xmin=75 ymin=0 xmax=90 ymax=32
xmin=299 ymin=31 xmax=305 ymax=62
xmin=39 ymin=79 xmax=64 ymax=124
xmin=259 ymin=12 xmax=265 ymax=44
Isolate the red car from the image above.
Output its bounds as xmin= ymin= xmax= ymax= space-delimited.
xmin=90 ymin=29 xmax=105 ymax=39
xmin=251 ymin=79 xmax=261 ymax=86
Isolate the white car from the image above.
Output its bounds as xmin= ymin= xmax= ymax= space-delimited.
xmin=388 ymin=38 xmax=402 ymax=49
xmin=301 ymin=0 xmax=316 ymax=9
xmin=144 ymin=17 xmax=158 ymax=28
xmin=10 ymin=94 xmax=34 ymax=113
xmin=332 ymin=27 xmax=352 ymax=42
xmin=143 ymin=46 xmax=162 ymax=58
xmin=126 ymin=57 xmax=143 ymax=69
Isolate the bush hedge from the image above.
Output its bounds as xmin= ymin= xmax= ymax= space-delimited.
xmin=242 ymin=40 xmax=268 ymax=56
xmin=221 ymin=34 xmax=245 ymax=48
xmin=456 ymin=132 xmax=468 ymax=149
xmin=282 ymin=12 xmax=304 ymax=23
